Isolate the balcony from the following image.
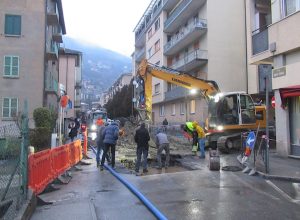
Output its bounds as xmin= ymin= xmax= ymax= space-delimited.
xmin=171 ymin=49 xmax=208 ymax=71
xmin=164 ymin=86 xmax=188 ymax=102
xmin=164 ymin=0 xmax=205 ymax=33
xmin=45 ymin=78 xmax=58 ymax=95
xmin=135 ymin=47 xmax=146 ymax=62
xmin=52 ymin=33 xmax=62 ymax=43
xmin=252 ymin=26 xmax=269 ymax=55
xmin=47 ymin=5 xmax=59 ymax=25
xmin=164 ymin=19 xmax=207 ymax=55
xmin=162 ymin=0 xmax=180 ymax=11
xmin=46 ymin=42 xmax=59 ymax=60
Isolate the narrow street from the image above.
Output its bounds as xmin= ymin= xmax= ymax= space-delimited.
xmin=31 ymin=152 xmax=300 ymax=220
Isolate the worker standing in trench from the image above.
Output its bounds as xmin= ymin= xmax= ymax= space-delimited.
xmin=134 ymin=123 xmax=150 ymax=176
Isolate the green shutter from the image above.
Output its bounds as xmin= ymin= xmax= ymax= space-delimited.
xmin=5 ymin=15 xmax=21 ymax=35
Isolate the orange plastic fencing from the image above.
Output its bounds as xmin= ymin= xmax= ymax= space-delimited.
xmin=83 ymin=130 xmax=88 ymax=156
xmin=28 ymin=140 xmax=83 ymax=195
xmin=28 ymin=149 xmax=53 ymax=195
xmin=69 ymin=142 xmax=76 ymax=167
xmin=51 ymin=144 xmax=70 ymax=177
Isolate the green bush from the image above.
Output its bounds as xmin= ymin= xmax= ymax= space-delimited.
xmin=0 ymin=137 xmax=21 ymax=159
xmin=33 ymin=108 xmax=52 ymax=128
xmin=29 ymin=127 xmax=51 ymax=152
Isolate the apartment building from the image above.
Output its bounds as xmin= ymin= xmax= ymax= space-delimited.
xmin=101 ymin=73 xmax=132 ymax=106
xmin=133 ymin=0 xmax=248 ymax=125
xmin=58 ymin=48 xmax=82 ymax=119
xmin=0 ymin=0 xmax=66 ymax=127
xmin=246 ymin=0 xmax=300 ymax=157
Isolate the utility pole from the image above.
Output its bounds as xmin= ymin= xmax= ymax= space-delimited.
xmin=265 ymin=76 xmax=270 ymax=173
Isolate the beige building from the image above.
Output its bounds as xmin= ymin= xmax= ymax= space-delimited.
xmin=133 ymin=0 xmax=248 ymax=125
xmin=246 ymin=0 xmax=300 ymax=157
xmin=0 ymin=0 xmax=65 ymax=127
xmin=58 ymin=48 xmax=82 ymax=119
xmin=102 ymin=73 xmax=132 ymax=106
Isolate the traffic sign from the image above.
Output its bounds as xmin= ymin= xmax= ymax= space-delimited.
xmin=246 ymin=131 xmax=256 ymax=150
xmin=271 ymin=96 xmax=275 ymax=108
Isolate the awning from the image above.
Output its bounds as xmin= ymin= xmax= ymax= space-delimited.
xmin=280 ymin=85 xmax=300 ymax=107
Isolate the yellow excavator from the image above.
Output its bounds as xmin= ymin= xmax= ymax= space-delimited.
xmin=135 ymin=59 xmax=266 ymax=153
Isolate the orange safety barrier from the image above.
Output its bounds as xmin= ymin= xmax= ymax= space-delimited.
xmin=28 ymin=139 xmax=83 ymax=194
xmin=51 ymin=144 xmax=70 ymax=177
xmin=83 ymin=130 xmax=88 ymax=156
xmin=28 ymin=149 xmax=53 ymax=195
xmin=69 ymin=142 xmax=76 ymax=167
xmin=74 ymin=139 xmax=83 ymax=162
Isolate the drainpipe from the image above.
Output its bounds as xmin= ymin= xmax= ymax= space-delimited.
xmin=244 ymin=0 xmax=249 ymax=93
xmin=43 ymin=0 xmax=48 ymax=107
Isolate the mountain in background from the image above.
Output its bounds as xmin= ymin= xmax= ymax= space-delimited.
xmin=62 ymin=36 xmax=132 ymax=92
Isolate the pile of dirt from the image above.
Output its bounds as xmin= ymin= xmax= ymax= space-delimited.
xmin=117 ymin=121 xmax=193 ymax=161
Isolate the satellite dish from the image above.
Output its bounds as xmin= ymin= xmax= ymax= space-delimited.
xmin=132 ymin=98 xmax=137 ymax=103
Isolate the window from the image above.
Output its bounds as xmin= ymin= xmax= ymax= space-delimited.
xmin=190 ymin=99 xmax=196 ymax=114
xmin=5 ymin=15 xmax=21 ymax=36
xmin=154 ymin=83 xmax=160 ymax=94
xmin=159 ymin=105 xmax=165 ymax=116
xmin=240 ymin=95 xmax=256 ymax=124
xmin=154 ymin=40 xmax=160 ymax=52
xmin=148 ymin=47 xmax=152 ymax=58
xmin=2 ymin=97 xmax=18 ymax=118
xmin=171 ymin=103 xmax=176 ymax=115
xmin=284 ymin=0 xmax=300 ymax=16
xmin=4 ymin=56 xmax=19 ymax=77
xmin=155 ymin=18 xmax=160 ymax=31
xmin=180 ymin=103 xmax=185 ymax=115
xmin=148 ymin=28 xmax=152 ymax=40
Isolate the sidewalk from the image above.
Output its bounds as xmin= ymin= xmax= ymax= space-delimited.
xmin=256 ymin=150 xmax=300 ymax=182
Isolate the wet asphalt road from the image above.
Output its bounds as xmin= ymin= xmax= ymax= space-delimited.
xmin=31 ymin=154 xmax=300 ymax=220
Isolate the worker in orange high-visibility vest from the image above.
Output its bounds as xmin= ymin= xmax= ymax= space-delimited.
xmin=96 ymin=117 xmax=104 ymax=126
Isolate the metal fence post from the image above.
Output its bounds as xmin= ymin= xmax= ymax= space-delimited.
xmin=20 ymin=100 xmax=29 ymax=198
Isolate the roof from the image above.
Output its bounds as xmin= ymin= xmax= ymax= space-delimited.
xmin=57 ymin=0 xmax=66 ymax=34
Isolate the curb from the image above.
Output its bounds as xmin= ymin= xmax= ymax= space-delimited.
xmin=15 ymin=189 xmax=37 ymax=220
xmin=257 ymin=171 xmax=300 ymax=183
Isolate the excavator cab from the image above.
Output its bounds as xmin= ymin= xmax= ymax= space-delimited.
xmin=207 ymin=92 xmax=256 ymax=131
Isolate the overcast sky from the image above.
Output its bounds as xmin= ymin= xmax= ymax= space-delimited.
xmin=61 ymin=0 xmax=150 ymax=57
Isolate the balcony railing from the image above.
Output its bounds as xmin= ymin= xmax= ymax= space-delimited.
xmin=171 ymin=49 xmax=208 ymax=70
xmin=252 ymin=26 xmax=269 ymax=55
xmin=135 ymin=0 xmax=163 ymax=45
xmin=46 ymin=42 xmax=59 ymax=60
xmin=45 ymin=78 xmax=58 ymax=94
xmin=135 ymin=47 xmax=146 ymax=62
xmin=164 ymin=86 xmax=188 ymax=102
xmin=164 ymin=0 xmax=192 ymax=28
xmin=47 ymin=4 xmax=59 ymax=25
xmin=164 ymin=19 xmax=207 ymax=53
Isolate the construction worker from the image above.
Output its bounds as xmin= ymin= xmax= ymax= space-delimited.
xmin=192 ymin=121 xmax=206 ymax=158
xmin=181 ymin=122 xmax=198 ymax=155
xmin=96 ymin=117 xmax=104 ymax=126
xmin=155 ymin=128 xmax=170 ymax=170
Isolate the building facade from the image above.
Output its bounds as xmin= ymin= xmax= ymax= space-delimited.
xmin=0 ymin=0 xmax=65 ymax=127
xmin=133 ymin=0 xmax=248 ymax=125
xmin=101 ymin=73 xmax=132 ymax=106
xmin=246 ymin=0 xmax=300 ymax=157
xmin=58 ymin=48 xmax=82 ymax=119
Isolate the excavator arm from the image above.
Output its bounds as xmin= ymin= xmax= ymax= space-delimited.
xmin=136 ymin=59 xmax=220 ymax=121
